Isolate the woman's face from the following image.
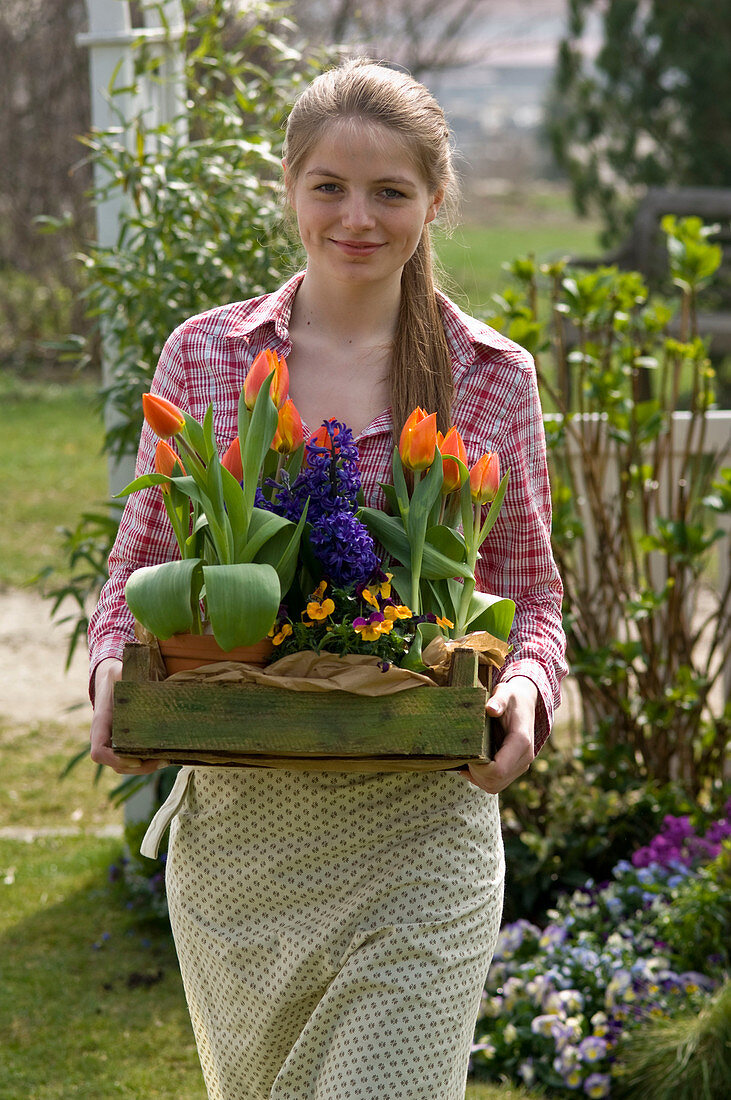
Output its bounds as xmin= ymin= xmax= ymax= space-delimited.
xmin=286 ymin=120 xmax=443 ymax=290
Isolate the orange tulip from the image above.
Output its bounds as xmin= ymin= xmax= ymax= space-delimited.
xmin=398 ymin=407 xmax=438 ymax=471
xmin=271 ymin=399 xmax=304 ymax=455
xmin=221 ymin=437 xmax=243 ymax=481
xmin=438 ymin=426 xmax=468 ymax=494
xmin=470 ymin=452 xmax=500 ymax=504
xmin=142 ymin=393 xmax=186 ymax=438
xmin=243 ymin=348 xmax=289 ymax=411
xmin=304 ymin=424 xmax=336 ymax=465
xmin=154 ymin=439 xmax=185 ymax=491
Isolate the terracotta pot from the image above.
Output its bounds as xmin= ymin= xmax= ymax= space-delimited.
xmin=159 ymin=632 xmax=274 ymax=675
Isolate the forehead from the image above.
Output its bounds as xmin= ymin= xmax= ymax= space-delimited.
xmin=301 ymin=118 xmax=426 ymax=184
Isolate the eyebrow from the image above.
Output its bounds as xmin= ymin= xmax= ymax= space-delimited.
xmin=304 ymin=168 xmax=415 ymax=186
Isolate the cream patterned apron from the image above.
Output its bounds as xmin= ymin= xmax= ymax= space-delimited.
xmin=144 ymin=766 xmax=504 ymax=1100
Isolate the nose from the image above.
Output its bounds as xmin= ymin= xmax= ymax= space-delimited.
xmin=341 ymin=191 xmax=376 ymax=232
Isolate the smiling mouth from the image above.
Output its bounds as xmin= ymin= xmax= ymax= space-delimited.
xmin=332 ymin=240 xmax=383 ymax=255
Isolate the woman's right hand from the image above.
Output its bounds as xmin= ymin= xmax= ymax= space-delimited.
xmin=90 ymin=657 xmax=165 ymax=774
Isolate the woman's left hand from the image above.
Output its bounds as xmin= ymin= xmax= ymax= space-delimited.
xmin=461 ymin=675 xmax=537 ymax=793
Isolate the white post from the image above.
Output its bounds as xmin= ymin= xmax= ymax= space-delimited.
xmin=78 ymin=1 xmax=188 ymax=825
xmin=77 ymin=0 xmax=187 ymax=495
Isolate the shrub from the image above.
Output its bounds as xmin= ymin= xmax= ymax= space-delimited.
xmin=471 ymin=808 xmax=730 ymax=1097
xmin=46 ymin=1 xmax=322 ymax=652
xmin=487 ymin=217 xmax=730 ymax=795
xmin=500 ymin=746 xmax=688 ymax=924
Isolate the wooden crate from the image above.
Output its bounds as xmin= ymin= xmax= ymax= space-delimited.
xmin=112 ymin=643 xmax=499 ymax=770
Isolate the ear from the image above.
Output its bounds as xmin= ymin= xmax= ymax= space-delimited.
xmin=424 ymin=187 xmax=445 ymax=226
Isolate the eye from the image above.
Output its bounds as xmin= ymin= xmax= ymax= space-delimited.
xmin=314 ymin=182 xmax=341 ymax=194
xmin=380 ymin=187 xmax=406 ymax=199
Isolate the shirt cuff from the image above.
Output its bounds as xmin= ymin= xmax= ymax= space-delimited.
xmin=89 ymin=632 xmax=133 ymax=704
xmin=498 ymin=658 xmax=554 ymax=754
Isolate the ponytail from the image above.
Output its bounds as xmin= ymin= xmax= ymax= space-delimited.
xmin=392 ymin=229 xmax=453 ymax=438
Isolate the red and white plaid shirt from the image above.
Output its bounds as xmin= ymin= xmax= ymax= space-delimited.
xmin=89 ymin=273 xmax=567 ymax=749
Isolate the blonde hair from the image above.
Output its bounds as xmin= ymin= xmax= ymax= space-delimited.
xmin=283 ymin=59 xmax=459 ymax=436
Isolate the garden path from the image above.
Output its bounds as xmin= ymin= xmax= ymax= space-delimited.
xmin=0 ymin=586 xmax=91 ymax=726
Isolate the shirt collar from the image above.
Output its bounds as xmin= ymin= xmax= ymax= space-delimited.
xmin=223 ymin=272 xmax=305 ymax=347
xmin=437 ymin=290 xmax=527 ymax=383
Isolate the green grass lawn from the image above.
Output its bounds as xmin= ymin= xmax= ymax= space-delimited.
xmin=1 ymin=373 xmax=108 ymax=587
xmin=434 ymin=188 xmax=602 ymax=315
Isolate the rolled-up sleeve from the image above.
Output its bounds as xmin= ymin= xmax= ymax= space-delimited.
xmin=475 ymin=366 xmax=568 ymax=751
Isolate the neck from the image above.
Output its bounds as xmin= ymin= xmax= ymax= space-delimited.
xmin=292 ymin=268 xmax=401 ymax=345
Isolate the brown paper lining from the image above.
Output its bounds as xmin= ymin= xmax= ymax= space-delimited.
xmin=134 ymin=624 xmax=510 ymax=697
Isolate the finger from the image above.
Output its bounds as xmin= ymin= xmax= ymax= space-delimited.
xmin=485 ymin=690 xmax=507 ymax=715
xmin=467 ymin=733 xmax=533 ymax=793
xmin=90 ymin=738 xmax=165 ymax=775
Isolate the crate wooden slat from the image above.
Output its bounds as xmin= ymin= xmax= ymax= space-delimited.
xmin=112 ymin=642 xmax=495 ymax=769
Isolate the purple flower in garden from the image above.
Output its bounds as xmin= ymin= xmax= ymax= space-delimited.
xmin=632 ymin=809 xmax=730 ymax=871
xmin=584 ymin=1073 xmax=611 ymax=1097
xmin=578 ymin=1036 xmax=609 ymax=1063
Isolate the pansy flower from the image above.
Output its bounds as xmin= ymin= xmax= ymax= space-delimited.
xmin=352 ymin=611 xmax=394 ymax=641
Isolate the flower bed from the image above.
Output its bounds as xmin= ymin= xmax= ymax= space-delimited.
xmin=471 ymin=804 xmax=731 ymax=1096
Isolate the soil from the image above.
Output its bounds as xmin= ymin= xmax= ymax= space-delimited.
xmin=0 ymin=586 xmax=93 ymax=728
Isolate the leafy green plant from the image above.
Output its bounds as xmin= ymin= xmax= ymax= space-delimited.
xmin=488 ymin=216 xmax=730 ymax=794
xmin=499 ymin=748 xmax=685 ymax=923
xmin=44 ymin=0 xmax=321 ymax=650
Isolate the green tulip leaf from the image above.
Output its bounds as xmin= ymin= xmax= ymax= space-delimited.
xmin=181 ymin=410 xmax=207 ymax=459
xmin=407 ymin=448 xmax=444 ymax=543
xmin=242 ymin=505 xmax=308 ymax=593
xmin=359 ymin=508 xmax=474 ymax=580
xmin=243 ymin=508 xmax=295 ymax=561
xmin=114 ymin=472 xmax=170 ymax=497
xmin=387 ymin=566 xmax=413 ymax=608
xmin=268 ymin=502 xmax=309 ymax=595
xmin=464 ymin=591 xmax=516 ymax=642
xmin=203 ymin=562 xmax=281 ymax=650
xmin=390 ymin=447 xmax=410 ymax=519
xmin=124 ymin=558 xmax=204 ymax=639
xmin=240 ymin=374 xmax=279 ymax=525
xmin=220 ymin=465 xmax=249 ymax=558
xmin=425 ymin=524 xmax=467 ymax=562
xmin=401 ymin=621 xmax=441 ymax=671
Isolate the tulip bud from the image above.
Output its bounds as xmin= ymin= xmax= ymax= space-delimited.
xmin=439 ymin=426 xmax=468 ymax=495
xmin=221 ymin=437 xmax=243 ymax=482
xmin=154 ymin=439 xmax=185 ymax=491
xmin=470 ymin=452 xmax=500 ymax=504
xmin=142 ymin=393 xmax=186 ymax=438
xmin=398 ymin=407 xmax=438 ymax=471
xmin=272 ymin=399 xmax=304 ymax=455
xmin=304 ymin=423 xmax=336 ymax=465
xmin=243 ymin=348 xmax=289 ymax=411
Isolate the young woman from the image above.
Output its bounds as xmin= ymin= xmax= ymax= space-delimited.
xmin=89 ymin=59 xmax=567 ymax=1100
